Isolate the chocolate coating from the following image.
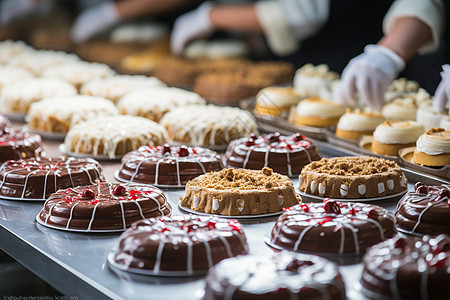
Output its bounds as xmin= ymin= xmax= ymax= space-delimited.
xmin=0 ymin=129 xmax=44 ymax=163
xmin=361 ymin=235 xmax=450 ymax=299
xmin=223 ymin=133 xmax=321 ymax=177
xmin=113 ymin=215 xmax=248 ymax=275
xmin=0 ymin=157 xmax=104 ymax=199
xmin=395 ymin=183 xmax=450 ymax=235
xmin=271 ymin=201 xmax=396 ymax=256
xmin=117 ymin=145 xmax=223 ymax=186
xmin=204 ymin=252 xmax=346 ymax=300
xmin=38 ymin=182 xmax=171 ymax=231
xmin=0 ymin=114 xmax=11 ymax=136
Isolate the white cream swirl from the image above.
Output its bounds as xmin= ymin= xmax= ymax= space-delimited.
xmin=256 ymin=86 xmax=301 ymax=107
xmin=373 ymin=121 xmax=425 ymax=144
xmin=295 ymin=97 xmax=345 ymax=118
xmin=337 ymin=111 xmax=384 ymax=131
xmin=416 ymin=130 xmax=450 ymax=155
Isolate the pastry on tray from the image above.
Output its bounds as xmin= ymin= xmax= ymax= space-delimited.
xmin=395 ymin=182 xmax=450 ymax=235
xmin=181 ymin=167 xmax=300 ymax=216
xmin=336 ymin=109 xmax=384 ymax=140
xmin=0 ymin=157 xmax=103 ymax=200
xmin=417 ymin=100 xmax=448 ymax=131
xmin=253 ymin=86 xmax=301 ymax=117
xmin=381 ymin=88 xmax=430 ymax=121
xmin=0 ymin=66 xmax=33 ymax=94
xmin=299 ymin=156 xmax=407 ymax=198
xmin=38 ymin=182 xmax=171 ymax=231
xmin=372 ymin=120 xmax=425 ymax=156
xmin=116 ymin=144 xmax=223 ymax=187
xmin=293 ymin=63 xmax=339 ymax=98
xmin=270 ymin=201 xmax=396 ymax=257
xmin=204 ymin=251 xmax=346 ymax=300
xmin=112 ymin=215 xmax=248 ymax=275
xmin=64 ymin=115 xmax=168 ymax=159
xmin=0 ymin=129 xmax=44 ymax=163
xmin=223 ymin=132 xmax=321 ymax=177
xmin=413 ymin=128 xmax=450 ymax=167
xmin=384 ymin=77 xmax=420 ymax=101
xmin=360 ymin=234 xmax=450 ymax=300
xmin=293 ymin=97 xmax=345 ymax=128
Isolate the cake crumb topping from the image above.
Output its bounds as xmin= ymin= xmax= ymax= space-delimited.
xmin=305 ymin=156 xmax=398 ymax=176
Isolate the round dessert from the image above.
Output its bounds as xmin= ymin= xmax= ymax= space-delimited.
xmin=0 ymin=114 xmax=11 ymax=136
xmin=0 ymin=40 xmax=32 ymax=65
xmin=109 ymin=23 xmax=168 ymax=43
xmin=384 ymin=77 xmax=420 ymax=101
xmin=0 ymin=78 xmax=77 ymax=114
xmin=204 ymin=251 xmax=346 ymax=300
xmin=27 ymin=95 xmax=119 ymax=134
xmin=0 ymin=129 xmax=44 ymax=163
xmin=253 ymin=86 xmax=301 ymax=117
xmin=293 ymin=97 xmax=346 ymax=127
xmin=294 ymin=63 xmax=339 ymax=98
xmin=223 ymin=132 xmax=321 ymax=177
xmin=372 ymin=121 xmax=425 ymax=156
xmin=299 ymin=156 xmax=407 ymax=198
xmin=395 ymin=182 xmax=450 ymax=236
xmin=112 ymin=215 xmax=248 ymax=275
xmin=117 ymin=144 xmax=223 ymax=187
xmin=360 ymin=234 xmax=450 ymax=300
xmin=160 ymin=105 xmax=257 ymax=147
xmin=38 ymin=182 xmax=172 ymax=231
xmin=184 ymin=39 xmax=248 ymax=59
xmin=80 ymin=75 xmax=166 ymax=104
xmin=120 ymin=49 xmax=170 ymax=75
xmin=117 ymin=87 xmax=205 ymax=122
xmin=181 ymin=167 xmax=300 ymax=216
xmin=64 ymin=115 xmax=168 ymax=159
xmin=417 ymin=100 xmax=448 ymax=131
xmin=270 ymin=201 xmax=396 ymax=257
xmin=413 ymin=128 xmax=450 ymax=167
xmin=0 ymin=66 xmax=33 ymax=94
xmin=336 ymin=109 xmax=384 ymax=140
xmin=42 ymin=61 xmax=115 ymax=90
xmin=381 ymin=88 xmax=430 ymax=121
xmin=0 ymin=157 xmax=104 ymax=200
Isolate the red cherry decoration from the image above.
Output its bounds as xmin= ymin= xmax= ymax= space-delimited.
xmin=366 ymin=208 xmax=379 ymax=220
xmin=435 ymin=189 xmax=450 ymax=201
xmin=245 ymin=139 xmax=255 ymax=147
xmin=81 ymin=189 xmax=95 ymax=199
xmin=267 ymin=132 xmax=281 ymax=143
xmin=161 ymin=144 xmax=171 ymax=154
xmin=414 ymin=182 xmax=428 ymax=194
xmin=323 ymin=200 xmax=341 ymax=214
xmin=113 ymin=185 xmax=127 ymax=196
xmin=394 ymin=237 xmax=408 ymax=250
xmin=293 ymin=133 xmax=305 ymax=142
xmin=178 ymin=146 xmax=190 ymax=157
xmin=285 ymin=259 xmax=314 ymax=273
xmin=248 ymin=133 xmax=257 ymax=140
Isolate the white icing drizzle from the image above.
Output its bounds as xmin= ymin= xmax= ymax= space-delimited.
xmin=86 ymin=202 xmax=100 ymax=232
xmin=318 ymin=183 xmax=326 ymax=195
xmin=45 ymin=202 xmax=57 ymax=224
xmin=133 ymin=200 xmax=146 ymax=219
xmin=20 ymin=170 xmax=40 ymax=198
xmin=153 ymin=241 xmax=165 ymax=274
xmin=212 ymin=198 xmax=219 ymax=211
xmin=201 ymin=239 xmax=214 ymax=268
xmin=65 ymin=202 xmax=79 ymax=229
xmin=340 ymin=184 xmax=348 ymax=197
xmin=42 ymin=171 xmax=51 ymax=199
xmin=217 ymin=235 xmax=233 ymax=257
xmin=186 ymin=239 xmax=193 ymax=274
xmin=119 ymin=201 xmax=127 ymax=230
xmin=293 ymin=225 xmax=315 ymax=250
xmin=243 ymin=146 xmax=254 ymax=169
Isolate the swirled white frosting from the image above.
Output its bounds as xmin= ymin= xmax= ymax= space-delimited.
xmin=382 ymin=88 xmax=430 ymax=121
xmin=417 ymin=100 xmax=448 ymax=130
xmin=256 ymin=86 xmax=301 ymax=107
xmin=415 ymin=129 xmax=450 ymax=155
xmin=295 ymin=97 xmax=345 ymax=118
xmin=294 ymin=64 xmax=339 ymax=98
xmin=373 ymin=121 xmax=425 ymax=144
xmin=337 ymin=110 xmax=384 ymax=131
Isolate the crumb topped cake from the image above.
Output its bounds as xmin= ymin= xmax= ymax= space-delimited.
xmin=299 ymin=156 xmax=407 ymax=198
xmin=112 ymin=215 xmax=248 ymax=275
xmin=181 ymin=167 xmax=300 ymax=216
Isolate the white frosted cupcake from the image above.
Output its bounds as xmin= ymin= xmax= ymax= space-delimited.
xmin=118 ymin=87 xmax=205 ymax=122
xmin=416 ymin=100 xmax=448 ymax=130
xmin=27 ymin=95 xmax=119 ymax=134
xmin=0 ymin=78 xmax=77 ymax=114
xmin=294 ymin=64 xmax=339 ymax=98
xmin=293 ymin=97 xmax=346 ymax=127
xmin=42 ymin=61 xmax=115 ymax=89
xmin=110 ymin=23 xmax=168 ymax=43
xmin=336 ymin=109 xmax=385 ymax=140
xmin=372 ymin=121 xmax=425 ymax=156
xmin=184 ymin=40 xmax=248 ymax=59
xmin=0 ymin=66 xmax=34 ymax=92
xmin=81 ymin=75 xmax=166 ymax=104
xmin=0 ymin=40 xmax=33 ymax=64
xmin=382 ymin=88 xmax=431 ymax=121
xmin=385 ymin=78 xmax=420 ymax=101
xmin=254 ymin=86 xmax=301 ymax=117
xmin=440 ymin=116 xmax=450 ymax=130
xmin=414 ymin=128 xmax=450 ymax=167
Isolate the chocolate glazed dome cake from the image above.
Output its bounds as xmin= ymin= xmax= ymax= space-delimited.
xmin=0 ymin=157 xmax=103 ymax=200
xmin=223 ymin=132 xmax=321 ymax=177
xmin=395 ymin=182 xmax=450 ymax=235
xmin=0 ymin=129 xmax=44 ymax=163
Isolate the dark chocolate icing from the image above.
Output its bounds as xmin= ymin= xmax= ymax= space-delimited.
xmin=223 ymin=133 xmax=321 ymax=177
xmin=117 ymin=145 xmax=223 ymax=186
xmin=395 ymin=182 xmax=450 ymax=235
xmin=361 ymin=234 xmax=450 ymax=299
xmin=38 ymin=182 xmax=171 ymax=231
xmin=113 ymin=215 xmax=248 ymax=275
xmin=204 ymin=251 xmax=346 ymax=300
xmin=0 ymin=129 xmax=44 ymax=163
xmin=271 ymin=201 xmax=396 ymax=256
xmin=0 ymin=157 xmax=103 ymax=199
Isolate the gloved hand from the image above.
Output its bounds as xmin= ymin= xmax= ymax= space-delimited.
xmin=71 ymin=1 xmax=120 ymax=44
xmin=335 ymin=45 xmax=405 ymax=111
xmin=171 ymin=2 xmax=214 ymax=56
xmin=0 ymin=0 xmax=36 ymax=26
xmin=433 ymin=64 xmax=450 ymax=113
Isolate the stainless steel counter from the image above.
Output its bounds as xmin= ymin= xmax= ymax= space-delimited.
xmin=0 ymin=139 xmax=413 ymax=300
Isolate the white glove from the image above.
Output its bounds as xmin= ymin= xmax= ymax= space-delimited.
xmin=71 ymin=1 xmax=120 ymax=43
xmin=433 ymin=64 xmax=450 ymax=113
xmin=0 ymin=0 xmax=35 ymax=26
xmin=335 ymin=45 xmax=405 ymax=111
xmin=171 ymin=2 xmax=214 ymax=56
